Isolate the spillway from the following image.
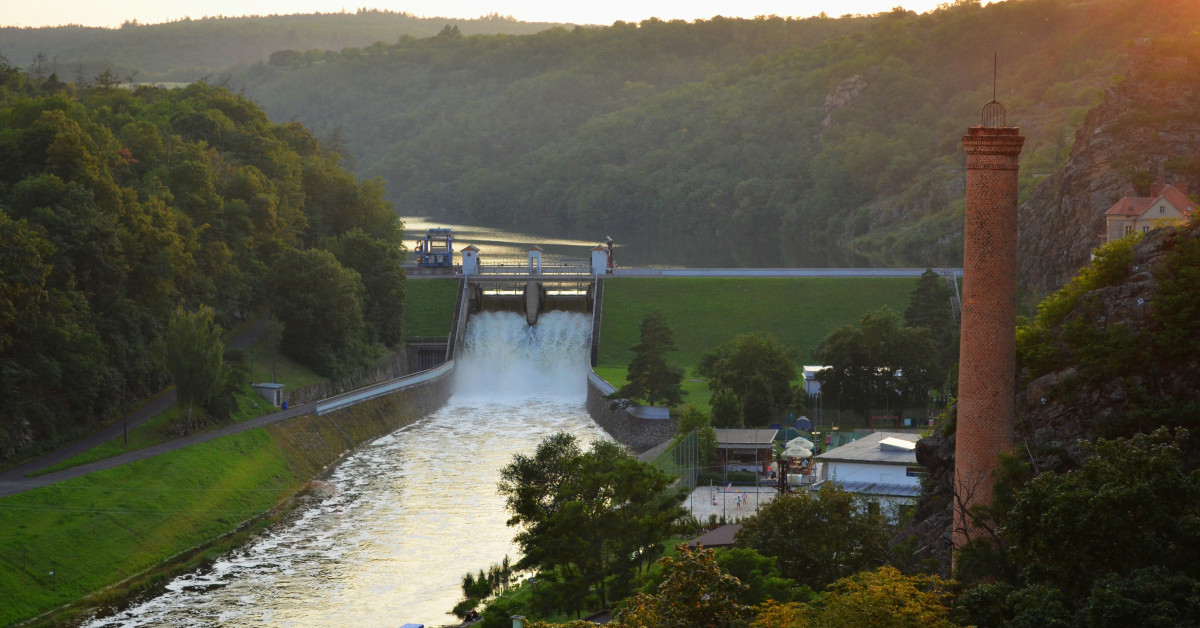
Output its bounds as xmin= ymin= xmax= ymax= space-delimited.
xmin=83 ymin=311 xmax=603 ymax=627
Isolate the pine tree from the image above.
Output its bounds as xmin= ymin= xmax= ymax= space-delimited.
xmin=616 ymin=310 xmax=685 ymax=407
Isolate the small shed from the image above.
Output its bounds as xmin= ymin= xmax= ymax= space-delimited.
xmin=527 ymin=245 xmax=543 ymax=274
xmin=460 ymin=244 xmax=480 ymax=275
xmin=715 ymin=428 xmax=778 ymax=474
xmin=251 ymin=382 xmax=285 ymax=407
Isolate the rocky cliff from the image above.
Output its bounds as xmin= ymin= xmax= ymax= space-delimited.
xmin=1018 ymin=46 xmax=1200 ymax=298
xmin=912 ymin=174 xmax=1200 ymax=577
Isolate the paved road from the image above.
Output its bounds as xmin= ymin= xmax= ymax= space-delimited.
xmin=0 ymin=400 xmax=317 ymax=498
xmin=0 ymin=315 xmax=274 ymax=496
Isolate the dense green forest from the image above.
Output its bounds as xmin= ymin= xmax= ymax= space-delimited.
xmin=229 ymin=0 xmax=1200 ymax=267
xmin=0 ymin=10 xmax=566 ymax=83
xmin=0 ymin=64 xmax=405 ymax=461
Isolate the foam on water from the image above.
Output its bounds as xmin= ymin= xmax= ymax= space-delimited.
xmin=83 ymin=312 xmax=600 ymax=627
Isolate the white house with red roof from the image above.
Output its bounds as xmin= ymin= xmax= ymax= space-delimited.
xmin=1102 ymin=182 xmax=1194 ymax=244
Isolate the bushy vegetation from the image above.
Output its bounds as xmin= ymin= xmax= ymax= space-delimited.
xmin=1016 ymin=222 xmax=1200 ymax=438
xmin=0 ymin=64 xmax=405 ymax=462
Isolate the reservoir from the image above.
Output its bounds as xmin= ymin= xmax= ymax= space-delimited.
xmin=85 ymin=311 xmax=604 ymax=627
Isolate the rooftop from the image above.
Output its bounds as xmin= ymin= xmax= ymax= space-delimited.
xmin=816 ymin=432 xmax=920 ymax=466
xmin=828 ymin=480 xmax=922 ymax=498
xmin=715 ymin=428 xmax=779 ymax=448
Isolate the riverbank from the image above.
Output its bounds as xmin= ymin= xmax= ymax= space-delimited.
xmin=0 ymin=373 xmax=451 ymax=627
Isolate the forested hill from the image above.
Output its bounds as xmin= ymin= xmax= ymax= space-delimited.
xmin=231 ymin=0 xmax=1200 ymax=268
xmin=0 ymin=11 xmax=567 ymax=83
xmin=0 ymin=66 xmax=406 ymax=461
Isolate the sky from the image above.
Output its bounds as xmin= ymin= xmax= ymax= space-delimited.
xmin=3 ymin=0 xmax=948 ymax=29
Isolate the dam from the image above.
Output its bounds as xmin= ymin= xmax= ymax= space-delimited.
xmin=83 ymin=311 xmax=606 ymax=627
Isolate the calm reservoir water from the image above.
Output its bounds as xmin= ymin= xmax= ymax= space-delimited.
xmin=85 ymin=311 xmax=603 ymax=627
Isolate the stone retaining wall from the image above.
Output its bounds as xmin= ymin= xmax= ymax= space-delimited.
xmin=285 ymin=351 xmax=412 ymax=406
xmin=267 ymin=367 xmax=453 ymax=474
xmin=586 ymin=373 xmax=676 ymax=453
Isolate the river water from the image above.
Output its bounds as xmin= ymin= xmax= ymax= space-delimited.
xmin=85 ymin=311 xmax=603 ymax=628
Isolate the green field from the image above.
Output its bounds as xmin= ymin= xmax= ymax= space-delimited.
xmin=0 ymin=429 xmax=305 ymax=626
xmin=404 ymin=278 xmax=459 ymax=337
xmin=597 ymin=277 xmax=919 ymax=372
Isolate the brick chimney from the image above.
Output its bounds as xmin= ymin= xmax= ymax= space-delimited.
xmin=955 ymin=118 xmax=1024 ymax=552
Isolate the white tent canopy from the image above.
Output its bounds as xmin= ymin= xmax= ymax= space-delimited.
xmin=786 ymin=436 xmax=814 ymax=450
xmin=783 ymin=445 xmax=813 ymax=459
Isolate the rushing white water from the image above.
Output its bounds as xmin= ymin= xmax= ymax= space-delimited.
xmin=85 ymin=311 xmax=601 ymax=628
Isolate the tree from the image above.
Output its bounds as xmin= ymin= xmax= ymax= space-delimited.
xmin=1003 ymin=429 xmax=1200 ymax=600
xmin=614 ymin=310 xmax=685 ymax=407
xmin=155 ymin=306 xmax=229 ymax=433
xmin=498 ymin=433 xmax=686 ymax=615
xmin=267 ymin=248 xmax=367 ymax=376
xmin=810 ymin=566 xmax=957 ymax=628
xmin=904 ymin=269 xmax=958 ymax=386
xmin=326 ymin=228 xmax=407 ymax=347
xmin=813 ymin=307 xmax=936 ymax=419
xmin=699 ymin=333 xmax=796 ymax=425
xmin=736 ymin=483 xmax=890 ymax=589
xmin=674 ymin=406 xmax=718 ymax=467
xmin=710 ymin=387 xmax=745 ymax=429
xmin=954 ymin=429 xmax=1200 ymax=627
xmin=619 ymin=544 xmax=749 ymax=628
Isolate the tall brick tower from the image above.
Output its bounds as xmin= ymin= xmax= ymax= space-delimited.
xmin=954 ymin=102 xmax=1024 ymax=551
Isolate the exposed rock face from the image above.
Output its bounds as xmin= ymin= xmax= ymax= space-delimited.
xmin=910 ymin=223 xmax=1199 ymax=575
xmin=823 ymin=75 xmax=867 ymax=127
xmin=1018 ymin=53 xmax=1200 ymax=298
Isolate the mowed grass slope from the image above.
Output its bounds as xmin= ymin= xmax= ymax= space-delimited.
xmin=0 ymin=429 xmax=306 ymax=626
xmin=597 ymin=277 xmax=918 ymax=372
xmin=403 ymin=278 xmax=459 ymax=337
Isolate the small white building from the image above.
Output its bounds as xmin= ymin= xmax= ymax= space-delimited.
xmin=460 ymin=244 xmax=479 ymax=275
xmin=802 ymin=365 xmax=829 ymax=396
xmin=813 ymin=431 xmax=923 ymax=516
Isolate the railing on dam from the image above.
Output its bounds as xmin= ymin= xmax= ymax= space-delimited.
xmin=612 ymin=267 xmax=963 ymax=278
xmin=315 ymin=361 xmax=454 ymax=416
xmin=478 ymin=256 xmax=592 ymax=276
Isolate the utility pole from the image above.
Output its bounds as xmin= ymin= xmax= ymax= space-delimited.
xmin=122 ymin=378 xmax=128 ymax=446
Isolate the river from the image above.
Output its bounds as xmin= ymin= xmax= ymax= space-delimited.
xmin=84 ymin=311 xmax=603 ymax=627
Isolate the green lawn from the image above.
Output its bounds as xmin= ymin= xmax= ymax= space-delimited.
xmin=598 ymin=277 xmax=918 ymax=371
xmin=404 ymin=278 xmax=459 ymax=337
xmin=0 ymin=428 xmax=303 ymax=626
xmin=595 ymin=277 xmax=918 ymax=413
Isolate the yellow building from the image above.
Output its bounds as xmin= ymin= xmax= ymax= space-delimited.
xmin=1103 ymin=182 xmax=1195 ymax=244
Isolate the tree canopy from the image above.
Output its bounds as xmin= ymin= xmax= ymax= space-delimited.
xmin=497 ymin=433 xmax=687 ymax=615
xmin=736 ymin=483 xmax=890 ymax=590
xmin=699 ymin=333 xmax=797 ymax=426
xmin=0 ymin=64 xmax=405 ymax=460
xmin=813 ymin=306 xmax=937 ymax=418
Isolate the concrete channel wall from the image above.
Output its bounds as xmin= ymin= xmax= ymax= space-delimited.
xmin=586 ymin=371 xmax=677 ymax=454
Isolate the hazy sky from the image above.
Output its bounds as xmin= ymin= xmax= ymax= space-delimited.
xmin=4 ymin=0 xmax=948 ymax=29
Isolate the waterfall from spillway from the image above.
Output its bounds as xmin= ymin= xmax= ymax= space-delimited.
xmin=454 ymin=310 xmax=593 ymax=399
xmin=81 ymin=312 xmax=602 ymax=628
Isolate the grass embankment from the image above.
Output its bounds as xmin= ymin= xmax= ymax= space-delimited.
xmin=0 ymin=283 xmax=462 ymax=626
xmin=0 ymin=429 xmax=315 ymax=627
xmin=596 ymin=277 xmax=917 ymax=411
xmin=34 ymin=339 xmax=327 ymax=476
xmin=404 ymin=278 xmax=459 ymax=337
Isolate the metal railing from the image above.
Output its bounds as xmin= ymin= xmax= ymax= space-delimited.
xmin=315 ymin=361 xmax=454 ymax=416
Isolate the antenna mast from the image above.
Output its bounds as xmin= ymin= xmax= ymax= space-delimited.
xmin=993 ymin=52 xmax=997 ymax=102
